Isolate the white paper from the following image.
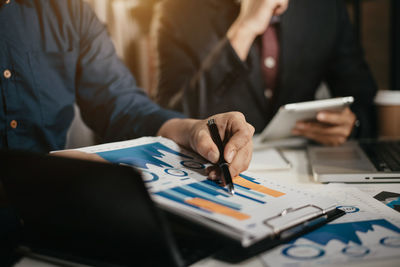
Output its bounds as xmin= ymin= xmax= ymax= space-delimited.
xmin=261 ymin=186 xmax=400 ymax=266
xmin=331 ymin=183 xmax=400 ymax=217
xmin=75 ymin=137 xmax=337 ymax=246
xmin=248 ymin=148 xmax=291 ymax=171
xmin=253 ymin=135 xmax=308 ymax=149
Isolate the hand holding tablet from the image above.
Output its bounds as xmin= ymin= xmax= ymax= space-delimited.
xmin=259 ymin=97 xmax=355 ymax=145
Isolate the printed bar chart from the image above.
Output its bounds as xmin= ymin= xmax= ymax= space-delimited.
xmin=97 ymin=142 xmax=191 ymax=169
xmin=96 ymin=141 xmax=287 ymax=221
xmin=186 ymin=198 xmax=250 ymax=220
xmin=76 ymin=137 xmax=341 ymax=248
xmin=234 ymin=174 xmax=285 ymax=197
xmin=155 ymin=179 xmax=268 ymax=221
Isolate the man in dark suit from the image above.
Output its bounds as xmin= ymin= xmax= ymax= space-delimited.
xmin=152 ymin=0 xmax=377 ymax=146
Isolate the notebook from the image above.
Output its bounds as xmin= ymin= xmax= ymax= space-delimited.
xmin=65 ymin=137 xmax=344 ymax=257
xmin=0 ymin=150 xmax=221 ymax=267
xmin=308 ymin=139 xmax=400 ymax=183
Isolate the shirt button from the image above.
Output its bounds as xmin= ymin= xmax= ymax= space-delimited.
xmin=264 ymin=89 xmax=273 ymax=99
xmin=264 ymin=57 xmax=276 ymax=69
xmin=10 ymin=120 xmax=18 ymax=129
xmin=3 ymin=69 xmax=12 ymax=79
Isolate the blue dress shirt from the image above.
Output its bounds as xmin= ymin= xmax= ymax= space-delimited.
xmin=0 ymin=0 xmax=183 ymax=153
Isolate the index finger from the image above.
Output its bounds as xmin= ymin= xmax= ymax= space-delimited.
xmin=317 ymin=107 xmax=353 ymax=125
xmin=224 ymin=122 xmax=255 ymax=163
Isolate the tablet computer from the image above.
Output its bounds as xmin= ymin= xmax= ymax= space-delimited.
xmin=259 ymin=96 xmax=354 ymax=142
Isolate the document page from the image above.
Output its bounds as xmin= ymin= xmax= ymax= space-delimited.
xmin=261 ymin=185 xmax=400 ymax=266
xmin=336 ymin=183 xmax=400 ymax=214
xmin=75 ymin=137 xmax=337 ymax=246
xmin=248 ymin=148 xmax=291 ymax=171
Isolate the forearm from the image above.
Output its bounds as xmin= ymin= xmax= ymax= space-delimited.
xmin=78 ymin=80 xmax=185 ymax=141
xmin=156 ymin=36 xmax=250 ymax=118
xmin=182 ymin=37 xmax=250 ymax=118
xmin=227 ymin=0 xmax=288 ymax=60
xmin=155 ymin=25 xmax=248 ymax=116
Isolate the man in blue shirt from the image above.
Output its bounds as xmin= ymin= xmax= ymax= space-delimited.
xmin=0 ymin=1 xmax=254 ymax=264
xmin=0 ymin=0 xmax=254 ymax=177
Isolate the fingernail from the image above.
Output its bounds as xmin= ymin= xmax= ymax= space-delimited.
xmin=296 ymin=123 xmax=305 ymax=129
xmin=317 ymin=113 xmax=326 ymax=120
xmin=208 ymin=150 xmax=219 ymax=163
xmin=208 ymin=171 xmax=217 ymax=180
xmin=226 ymin=150 xmax=236 ymax=163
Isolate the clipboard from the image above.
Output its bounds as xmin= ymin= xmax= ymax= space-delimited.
xmin=215 ymin=205 xmax=345 ymax=262
xmin=69 ymin=137 xmax=346 ymax=260
xmin=159 ymin=203 xmax=345 ymax=263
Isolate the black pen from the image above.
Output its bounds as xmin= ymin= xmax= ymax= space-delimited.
xmin=207 ymin=119 xmax=235 ymax=195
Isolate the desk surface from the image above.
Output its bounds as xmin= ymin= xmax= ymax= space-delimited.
xmin=14 ymin=146 xmax=400 ymax=267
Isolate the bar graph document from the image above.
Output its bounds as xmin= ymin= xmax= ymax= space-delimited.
xmin=261 ymin=186 xmax=400 ymax=266
xmin=75 ymin=137 xmax=338 ymax=247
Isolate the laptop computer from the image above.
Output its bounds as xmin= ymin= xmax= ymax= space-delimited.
xmin=308 ymin=139 xmax=400 ymax=183
xmin=0 ymin=151 xmax=222 ymax=267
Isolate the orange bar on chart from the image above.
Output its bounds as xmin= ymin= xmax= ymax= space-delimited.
xmin=233 ymin=176 xmax=285 ymax=197
xmin=186 ymin=197 xmax=250 ymax=221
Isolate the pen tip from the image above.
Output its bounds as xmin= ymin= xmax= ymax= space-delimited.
xmin=228 ymin=184 xmax=235 ymax=195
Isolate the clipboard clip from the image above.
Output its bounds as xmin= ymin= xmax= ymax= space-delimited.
xmin=263 ymin=204 xmax=329 ymax=237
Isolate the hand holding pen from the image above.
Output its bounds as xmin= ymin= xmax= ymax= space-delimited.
xmin=203 ymin=113 xmax=254 ymax=194
xmin=159 ymin=112 xmax=254 ymax=187
xmin=207 ymin=119 xmax=236 ymax=194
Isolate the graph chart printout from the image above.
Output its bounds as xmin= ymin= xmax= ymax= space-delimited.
xmin=261 ymin=186 xmax=400 ymax=266
xmin=76 ymin=137 xmax=337 ymax=246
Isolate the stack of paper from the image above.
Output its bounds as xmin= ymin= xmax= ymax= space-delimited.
xmin=74 ymin=137 xmax=339 ymax=247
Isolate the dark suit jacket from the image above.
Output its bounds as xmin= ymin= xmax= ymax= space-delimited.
xmin=152 ymin=0 xmax=377 ymax=136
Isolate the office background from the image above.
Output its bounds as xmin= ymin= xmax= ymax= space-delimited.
xmin=66 ymin=0 xmax=399 ymax=149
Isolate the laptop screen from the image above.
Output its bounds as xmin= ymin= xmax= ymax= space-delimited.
xmin=0 ymin=151 xmax=183 ymax=267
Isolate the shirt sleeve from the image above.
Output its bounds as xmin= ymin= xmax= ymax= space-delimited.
xmin=153 ymin=2 xmax=249 ymax=119
xmin=325 ymin=0 xmax=378 ymax=138
xmin=74 ymin=0 xmax=184 ymax=142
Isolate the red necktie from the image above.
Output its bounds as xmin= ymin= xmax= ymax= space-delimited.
xmin=261 ymin=24 xmax=280 ymax=99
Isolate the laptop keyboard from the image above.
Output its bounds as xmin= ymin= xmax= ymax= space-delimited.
xmin=360 ymin=140 xmax=400 ymax=172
